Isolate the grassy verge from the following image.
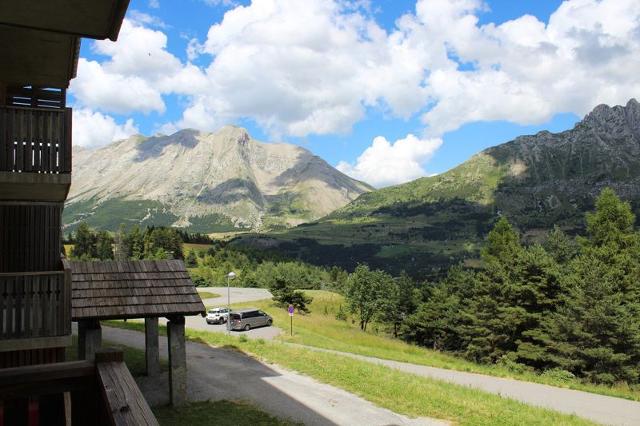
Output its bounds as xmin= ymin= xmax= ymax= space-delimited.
xmin=212 ymin=290 xmax=640 ymax=402
xmin=197 ymin=291 xmax=221 ymax=299
xmin=105 ymin=321 xmax=593 ymax=425
xmin=154 ymin=401 xmax=296 ymax=426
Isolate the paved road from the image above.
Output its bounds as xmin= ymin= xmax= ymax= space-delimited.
xmin=291 ymin=345 xmax=640 ymax=426
xmin=102 ymin=326 xmax=446 ymax=426
xmin=197 ymin=286 xmax=272 ymax=305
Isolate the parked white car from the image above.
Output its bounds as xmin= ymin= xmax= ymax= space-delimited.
xmin=206 ymin=307 xmax=230 ymax=324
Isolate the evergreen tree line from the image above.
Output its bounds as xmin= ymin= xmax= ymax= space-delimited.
xmin=397 ymin=189 xmax=640 ymax=385
xmin=187 ymin=244 xmax=348 ymax=291
xmin=69 ymin=224 xmax=184 ymax=260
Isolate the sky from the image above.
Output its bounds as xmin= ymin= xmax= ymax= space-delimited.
xmin=69 ymin=0 xmax=640 ymax=187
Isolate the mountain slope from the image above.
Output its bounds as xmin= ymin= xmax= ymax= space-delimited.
xmin=235 ymin=99 xmax=640 ymax=276
xmin=65 ymin=126 xmax=371 ymax=232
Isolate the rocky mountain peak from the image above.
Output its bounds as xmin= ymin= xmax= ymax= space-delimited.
xmin=65 ymin=126 xmax=371 ymax=232
xmin=582 ymin=98 xmax=640 ymax=136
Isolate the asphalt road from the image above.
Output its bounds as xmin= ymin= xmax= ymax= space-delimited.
xmin=103 ymin=326 xmax=446 ymax=426
xmin=292 ymin=345 xmax=640 ymax=426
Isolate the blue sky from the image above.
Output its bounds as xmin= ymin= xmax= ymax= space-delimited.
xmin=70 ymin=0 xmax=639 ymax=186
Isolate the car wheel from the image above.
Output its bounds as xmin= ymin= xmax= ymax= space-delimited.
xmin=244 ymin=324 xmax=251 ymax=331
xmin=267 ymin=319 xmax=272 ymax=326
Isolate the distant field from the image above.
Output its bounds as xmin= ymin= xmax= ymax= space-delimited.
xmin=220 ymin=291 xmax=640 ymax=402
xmin=183 ymin=243 xmax=212 ymax=253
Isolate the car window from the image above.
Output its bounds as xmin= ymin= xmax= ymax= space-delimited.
xmin=230 ymin=313 xmax=241 ymax=320
xmin=258 ymin=311 xmax=266 ymax=316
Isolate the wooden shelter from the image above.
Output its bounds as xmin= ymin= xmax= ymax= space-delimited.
xmin=0 ymin=1 xmax=166 ymax=424
xmin=66 ymin=259 xmax=206 ymax=406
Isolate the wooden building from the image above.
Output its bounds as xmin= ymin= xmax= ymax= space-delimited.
xmin=67 ymin=259 xmax=206 ymax=406
xmin=0 ymin=1 xmax=163 ymax=424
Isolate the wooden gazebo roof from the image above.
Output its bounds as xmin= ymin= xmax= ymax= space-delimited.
xmin=65 ymin=259 xmax=205 ymax=321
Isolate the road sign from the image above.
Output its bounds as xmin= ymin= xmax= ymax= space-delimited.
xmin=288 ymin=305 xmax=294 ymax=336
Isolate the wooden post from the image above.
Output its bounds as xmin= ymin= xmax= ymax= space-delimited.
xmin=144 ymin=317 xmax=160 ymax=377
xmin=78 ymin=319 xmax=102 ymax=361
xmin=167 ymin=316 xmax=186 ymax=406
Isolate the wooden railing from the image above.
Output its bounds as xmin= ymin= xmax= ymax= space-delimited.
xmin=0 ymin=270 xmax=71 ymax=339
xmin=0 ymin=106 xmax=72 ymax=174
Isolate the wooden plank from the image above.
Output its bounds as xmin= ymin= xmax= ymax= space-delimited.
xmin=96 ymin=360 xmax=159 ymax=426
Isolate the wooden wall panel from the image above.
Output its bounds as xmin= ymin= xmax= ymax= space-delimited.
xmin=0 ymin=203 xmax=62 ymax=272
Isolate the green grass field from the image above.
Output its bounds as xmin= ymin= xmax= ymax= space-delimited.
xmin=223 ymin=291 xmax=640 ymax=402
xmin=196 ymin=291 xmax=221 ymax=299
xmin=105 ymin=320 xmax=594 ymax=425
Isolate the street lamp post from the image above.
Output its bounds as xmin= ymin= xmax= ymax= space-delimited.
xmin=226 ymin=272 xmax=236 ymax=334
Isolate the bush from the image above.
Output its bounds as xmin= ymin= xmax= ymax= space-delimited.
xmin=540 ymin=368 xmax=576 ymax=383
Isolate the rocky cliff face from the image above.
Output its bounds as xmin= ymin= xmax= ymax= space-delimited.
xmin=65 ymin=126 xmax=371 ymax=232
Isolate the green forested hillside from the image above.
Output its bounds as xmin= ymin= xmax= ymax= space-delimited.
xmin=235 ymin=100 xmax=640 ymax=277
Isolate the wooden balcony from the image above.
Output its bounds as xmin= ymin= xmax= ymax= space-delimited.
xmin=0 ymin=105 xmax=72 ymax=202
xmin=0 ymin=269 xmax=71 ymax=353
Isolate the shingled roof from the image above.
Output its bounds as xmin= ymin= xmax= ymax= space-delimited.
xmin=65 ymin=259 xmax=206 ymax=321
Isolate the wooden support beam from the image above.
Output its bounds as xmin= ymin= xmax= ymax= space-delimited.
xmin=167 ymin=316 xmax=186 ymax=407
xmin=77 ymin=319 xmax=101 ymax=361
xmin=145 ymin=317 xmax=160 ymax=377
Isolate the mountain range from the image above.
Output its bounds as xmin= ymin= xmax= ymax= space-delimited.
xmin=64 ymin=126 xmax=372 ymax=232
xmin=235 ymin=99 xmax=640 ymax=276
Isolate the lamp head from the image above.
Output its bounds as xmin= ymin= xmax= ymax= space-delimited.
xmin=227 ymin=271 xmax=237 ymax=279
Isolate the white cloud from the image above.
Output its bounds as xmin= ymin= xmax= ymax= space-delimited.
xmin=72 ymin=109 xmax=139 ymax=148
xmin=72 ymin=0 xmax=640 ymax=176
xmin=337 ymin=134 xmax=442 ymax=187
xmin=412 ymin=0 xmax=640 ymax=134
xmin=70 ymin=19 xmax=208 ymax=115
xmin=149 ymin=0 xmax=160 ymax=9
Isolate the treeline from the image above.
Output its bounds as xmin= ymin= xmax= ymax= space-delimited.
xmin=187 ymin=245 xmax=348 ymax=290
xmin=395 ymin=189 xmax=640 ymax=385
xmin=67 ymin=224 xmax=184 ymax=260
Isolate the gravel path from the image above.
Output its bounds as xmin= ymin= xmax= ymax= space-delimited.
xmin=102 ymin=326 xmax=446 ymax=426
xmin=291 ymin=345 xmax=640 ymax=426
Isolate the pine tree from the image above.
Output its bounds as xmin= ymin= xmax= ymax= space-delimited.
xmin=185 ymin=250 xmax=198 ymax=267
xmin=95 ymin=231 xmax=114 ymax=260
xmin=71 ymin=223 xmax=97 ymax=259
xmin=542 ymin=189 xmax=640 ymax=383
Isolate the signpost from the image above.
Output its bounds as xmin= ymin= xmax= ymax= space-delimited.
xmin=288 ymin=304 xmax=294 ymax=336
